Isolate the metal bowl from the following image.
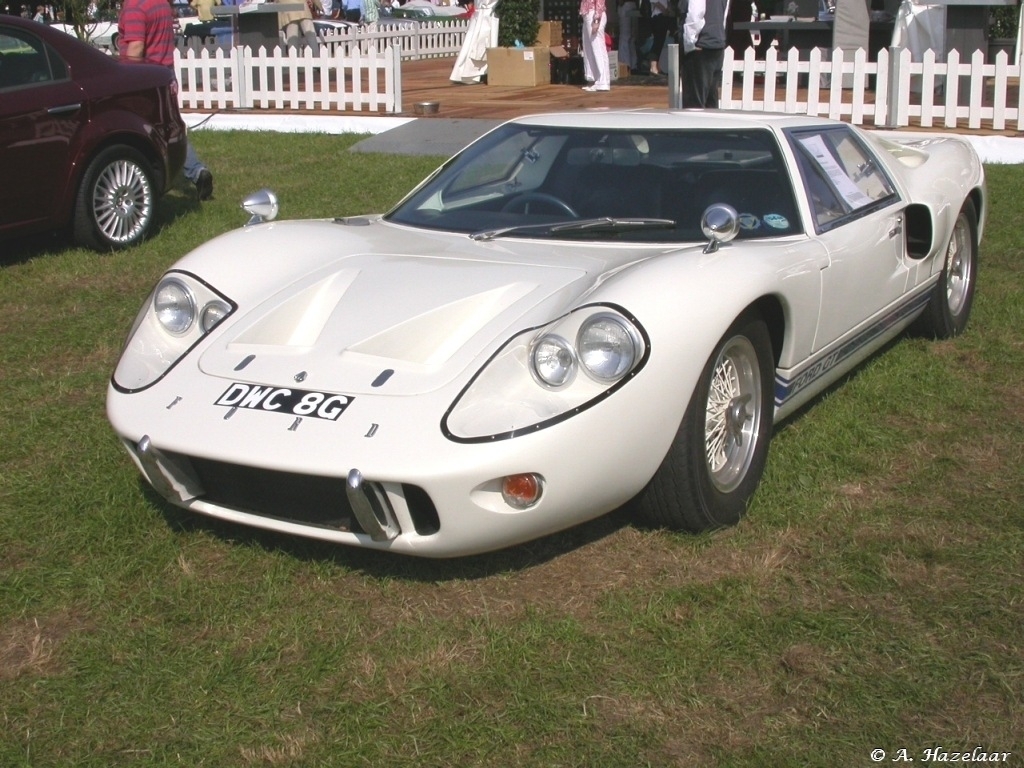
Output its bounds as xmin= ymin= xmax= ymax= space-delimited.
xmin=414 ymin=101 xmax=440 ymax=116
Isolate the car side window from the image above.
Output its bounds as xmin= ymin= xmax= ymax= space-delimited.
xmin=0 ymin=27 xmax=67 ymax=91
xmin=787 ymin=127 xmax=897 ymax=232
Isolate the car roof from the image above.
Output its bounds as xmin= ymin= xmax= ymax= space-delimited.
xmin=509 ymin=109 xmax=843 ymax=133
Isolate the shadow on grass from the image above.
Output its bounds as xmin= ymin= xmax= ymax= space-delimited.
xmin=143 ymin=481 xmax=636 ymax=581
xmin=0 ymin=175 xmax=202 ymax=266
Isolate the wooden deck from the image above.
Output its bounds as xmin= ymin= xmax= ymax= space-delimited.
xmin=394 ymin=56 xmax=675 ymax=120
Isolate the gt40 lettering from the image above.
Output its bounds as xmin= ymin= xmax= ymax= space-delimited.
xmin=215 ymin=383 xmax=354 ymax=421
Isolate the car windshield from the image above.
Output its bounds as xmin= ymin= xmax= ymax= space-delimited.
xmin=385 ymin=124 xmax=802 ymax=242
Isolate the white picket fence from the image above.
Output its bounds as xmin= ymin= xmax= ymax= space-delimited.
xmin=174 ymin=21 xmax=1023 ymax=129
xmin=176 ymin=44 xmax=403 ymax=112
xmin=316 ymin=19 xmax=468 ymax=59
xmin=718 ymin=45 xmax=1023 ymax=131
xmin=174 ymin=19 xmax=468 ymax=112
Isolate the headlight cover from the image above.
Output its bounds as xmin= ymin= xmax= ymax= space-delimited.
xmin=112 ymin=271 xmax=236 ymax=393
xmin=444 ymin=304 xmax=648 ymax=442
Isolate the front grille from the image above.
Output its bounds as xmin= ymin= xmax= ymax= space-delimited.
xmin=181 ymin=453 xmax=360 ymax=531
xmin=163 ymin=452 xmax=440 ymax=537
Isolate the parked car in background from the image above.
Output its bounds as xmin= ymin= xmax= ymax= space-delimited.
xmin=48 ymin=20 xmax=119 ymax=52
xmin=107 ymin=110 xmax=984 ymax=557
xmin=388 ymin=0 xmax=470 ymax=18
xmin=0 ymin=16 xmax=186 ymax=250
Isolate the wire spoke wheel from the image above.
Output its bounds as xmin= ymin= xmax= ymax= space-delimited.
xmin=944 ymin=210 xmax=973 ymax=317
xmin=635 ymin=313 xmax=773 ymax=532
xmin=912 ymin=198 xmax=978 ymax=339
xmin=704 ymin=335 xmax=762 ymax=494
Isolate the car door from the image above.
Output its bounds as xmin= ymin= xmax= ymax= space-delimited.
xmin=786 ymin=126 xmax=909 ymax=354
xmin=0 ymin=24 xmax=83 ymax=235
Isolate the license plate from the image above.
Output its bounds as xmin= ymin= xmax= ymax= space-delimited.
xmin=214 ymin=382 xmax=354 ymax=422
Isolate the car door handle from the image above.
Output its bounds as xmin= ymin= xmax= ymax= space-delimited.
xmin=47 ymin=103 xmax=82 ymax=115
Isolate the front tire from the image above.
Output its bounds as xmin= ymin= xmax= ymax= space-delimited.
xmin=637 ymin=313 xmax=775 ymax=532
xmin=914 ymin=199 xmax=978 ymax=339
xmin=73 ymin=146 xmax=157 ymax=250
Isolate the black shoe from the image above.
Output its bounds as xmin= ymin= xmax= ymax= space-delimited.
xmin=195 ymin=169 xmax=214 ymax=201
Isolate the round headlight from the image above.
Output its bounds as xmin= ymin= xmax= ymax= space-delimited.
xmin=153 ymin=279 xmax=196 ymax=335
xmin=578 ymin=314 xmax=640 ymax=382
xmin=531 ymin=335 xmax=576 ymax=388
xmin=200 ymin=301 xmax=231 ymax=333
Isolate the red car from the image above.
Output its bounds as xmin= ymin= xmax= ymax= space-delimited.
xmin=0 ymin=16 xmax=187 ymax=250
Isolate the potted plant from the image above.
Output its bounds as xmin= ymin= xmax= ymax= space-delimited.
xmin=496 ymin=0 xmax=541 ymax=48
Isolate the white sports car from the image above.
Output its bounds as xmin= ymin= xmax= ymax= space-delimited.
xmin=107 ymin=110 xmax=984 ymax=557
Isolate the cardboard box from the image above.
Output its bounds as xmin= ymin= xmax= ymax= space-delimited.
xmin=486 ymin=47 xmax=552 ymax=86
xmin=535 ymin=20 xmax=562 ymax=48
xmin=618 ymin=61 xmax=632 ymax=80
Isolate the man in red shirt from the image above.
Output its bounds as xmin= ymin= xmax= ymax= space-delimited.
xmin=119 ymin=0 xmax=214 ymax=200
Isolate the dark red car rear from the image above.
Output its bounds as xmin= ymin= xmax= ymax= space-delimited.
xmin=0 ymin=16 xmax=187 ymax=249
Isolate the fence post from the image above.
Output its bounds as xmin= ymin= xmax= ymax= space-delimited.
xmin=238 ymin=45 xmax=254 ymax=109
xmin=667 ymin=43 xmax=681 ymax=108
xmin=391 ymin=44 xmax=403 ymax=114
xmin=883 ymin=45 xmax=901 ymax=128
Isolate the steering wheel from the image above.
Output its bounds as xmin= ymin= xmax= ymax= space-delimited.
xmin=501 ymin=192 xmax=579 ymax=218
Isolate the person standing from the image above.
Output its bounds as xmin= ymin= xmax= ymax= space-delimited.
xmin=279 ymin=0 xmax=321 ymax=49
xmin=646 ymin=0 xmax=672 ymax=74
xmin=119 ymin=0 xmax=214 ymax=200
xmin=190 ymin=0 xmax=220 ymax=22
xmin=617 ymin=0 xmax=638 ymax=73
xmin=342 ymin=0 xmax=361 ymax=23
xmin=679 ymin=0 xmax=729 ymax=107
xmin=579 ymin=0 xmax=610 ymax=91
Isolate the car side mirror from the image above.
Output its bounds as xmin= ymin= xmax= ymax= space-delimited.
xmin=242 ymin=189 xmax=279 ymax=225
xmin=700 ymin=203 xmax=739 ymax=253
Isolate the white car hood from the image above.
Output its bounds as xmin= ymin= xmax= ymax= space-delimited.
xmin=199 ymin=250 xmax=588 ymax=396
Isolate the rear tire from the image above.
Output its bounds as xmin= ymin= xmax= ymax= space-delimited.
xmin=637 ymin=313 xmax=774 ymax=532
xmin=73 ymin=146 xmax=156 ymax=250
xmin=914 ymin=199 xmax=978 ymax=339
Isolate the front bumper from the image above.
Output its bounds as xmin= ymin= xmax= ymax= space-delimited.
xmin=108 ymin=358 xmax=682 ymax=557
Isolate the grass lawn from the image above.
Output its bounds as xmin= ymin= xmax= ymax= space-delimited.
xmin=1 ymin=131 xmax=1022 ymax=767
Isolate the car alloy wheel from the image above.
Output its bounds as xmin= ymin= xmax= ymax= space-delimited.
xmin=74 ymin=146 xmax=156 ymax=250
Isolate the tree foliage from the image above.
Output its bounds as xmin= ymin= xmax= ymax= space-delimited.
xmin=495 ymin=0 xmax=541 ymax=48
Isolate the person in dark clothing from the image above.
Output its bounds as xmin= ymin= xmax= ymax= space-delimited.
xmin=726 ymin=0 xmax=753 ymax=56
xmin=679 ymin=0 xmax=729 ymax=107
xmin=646 ymin=0 xmax=674 ymax=74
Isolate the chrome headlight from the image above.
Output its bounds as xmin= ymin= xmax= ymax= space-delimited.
xmin=113 ymin=271 xmax=236 ymax=393
xmin=445 ymin=305 xmax=648 ymax=442
xmin=530 ymin=335 xmax=576 ymax=388
xmin=154 ymin=278 xmax=196 ymax=335
xmin=577 ymin=313 xmax=641 ymax=383
xmin=200 ymin=300 xmax=232 ymax=333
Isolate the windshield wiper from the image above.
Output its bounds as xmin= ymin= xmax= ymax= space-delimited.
xmin=471 ymin=217 xmax=677 ymax=242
